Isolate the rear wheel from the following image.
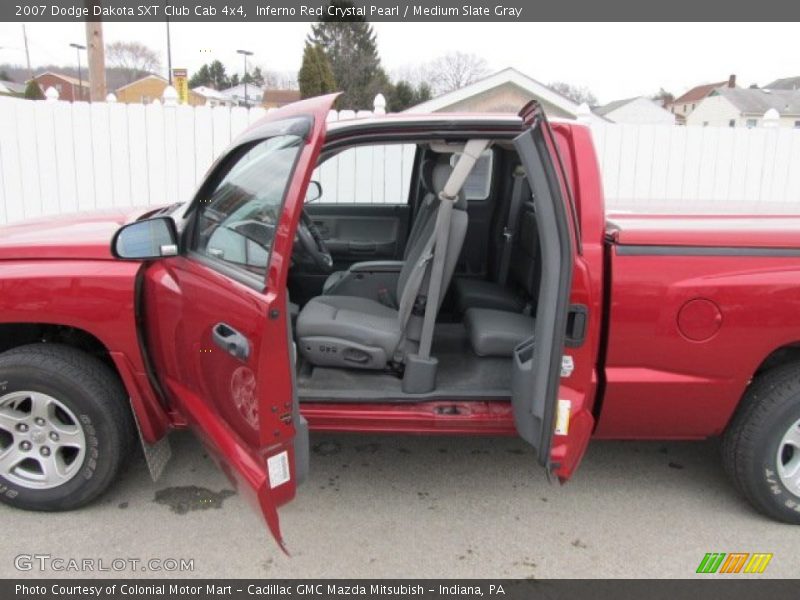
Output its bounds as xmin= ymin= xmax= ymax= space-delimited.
xmin=0 ymin=344 xmax=134 ymax=511
xmin=722 ymin=364 xmax=800 ymax=524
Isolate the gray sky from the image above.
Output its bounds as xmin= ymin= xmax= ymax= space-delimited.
xmin=0 ymin=22 xmax=797 ymax=103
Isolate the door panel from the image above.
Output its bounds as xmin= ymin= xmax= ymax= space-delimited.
xmin=512 ymin=101 xmax=598 ymax=482
xmin=139 ymin=94 xmax=337 ymax=549
xmin=293 ymin=203 xmax=410 ymax=301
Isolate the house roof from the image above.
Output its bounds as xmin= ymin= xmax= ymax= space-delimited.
xmin=192 ymin=85 xmax=230 ymax=100
xmin=713 ymin=87 xmax=800 ymax=116
xmin=33 ymin=71 xmax=89 ymax=87
xmin=263 ymin=89 xmax=300 ymax=104
xmin=404 ymin=67 xmax=601 ymax=121
xmin=0 ymin=80 xmax=26 ymax=94
xmin=219 ymin=83 xmax=264 ymax=100
xmin=593 ymin=97 xmax=639 ymax=116
xmin=672 ymin=81 xmax=728 ymax=105
xmin=114 ymin=74 xmax=166 ymax=93
xmin=764 ymin=76 xmax=800 ymax=91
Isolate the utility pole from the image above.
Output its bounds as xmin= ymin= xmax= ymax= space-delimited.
xmin=22 ymin=24 xmax=32 ymax=80
xmin=70 ymin=43 xmax=86 ymax=101
xmin=84 ymin=17 xmax=106 ymax=101
xmin=237 ymin=49 xmax=253 ymax=107
xmin=165 ymin=1 xmax=173 ymax=84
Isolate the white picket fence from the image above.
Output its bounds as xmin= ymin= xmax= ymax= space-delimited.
xmin=1 ymin=90 xmax=800 ymax=226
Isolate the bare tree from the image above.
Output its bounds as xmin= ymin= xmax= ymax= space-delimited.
xmin=262 ymin=68 xmax=299 ymax=90
xmin=105 ymin=41 xmax=161 ymax=84
xmin=428 ymin=52 xmax=488 ymax=94
xmin=548 ymin=81 xmax=597 ymax=106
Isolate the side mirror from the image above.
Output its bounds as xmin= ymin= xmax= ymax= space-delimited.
xmin=306 ymin=180 xmax=322 ymax=203
xmin=111 ymin=217 xmax=179 ymax=260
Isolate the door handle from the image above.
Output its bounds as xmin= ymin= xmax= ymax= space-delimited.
xmin=212 ymin=322 xmax=251 ymax=361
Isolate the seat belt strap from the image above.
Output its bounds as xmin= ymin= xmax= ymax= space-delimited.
xmin=418 ymin=139 xmax=490 ymax=360
xmin=498 ymin=165 xmax=527 ymax=286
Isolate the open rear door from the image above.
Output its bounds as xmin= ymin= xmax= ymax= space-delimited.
xmin=512 ymin=101 xmax=597 ymax=481
xmin=139 ymin=94 xmax=338 ymax=551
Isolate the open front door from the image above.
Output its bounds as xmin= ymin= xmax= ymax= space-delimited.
xmin=512 ymin=101 xmax=598 ymax=481
xmin=139 ymin=94 xmax=338 ymax=550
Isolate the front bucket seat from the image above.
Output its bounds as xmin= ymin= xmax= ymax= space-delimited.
xmin=296 ymin=162 xmax=468 ymax=370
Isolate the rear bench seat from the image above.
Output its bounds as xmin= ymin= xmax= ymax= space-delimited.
xmin=464 ymin=308 xmax=534 ymax=357
xmin=457 ymin=201 xmax=539 ymax=357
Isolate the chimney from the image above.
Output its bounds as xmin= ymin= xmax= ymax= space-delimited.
xmin=728 ymin=74 xmax=736 ymax=88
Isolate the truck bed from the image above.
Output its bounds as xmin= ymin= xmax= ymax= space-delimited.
xmin=606 ymin=213 xmax=800 ymax=249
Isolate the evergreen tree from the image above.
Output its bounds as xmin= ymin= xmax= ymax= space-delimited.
xmin=188 ymin=60 xmax=231 ymax=90
xmin=250 ymin=66 xmax=265 ymax=87
xmin=24 ymin=80 xmax=44 ymax=100
xmin=188 ymin=64 xmax=211 ymax=88
xmin=308 ymin=0 xmax=387 ymax=109
xmin=298 ymin=43 xmax=336 ymax=99
xmin=386 ymin=80 xmax=432 ymax=112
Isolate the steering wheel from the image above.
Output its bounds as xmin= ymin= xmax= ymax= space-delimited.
xmin=296 ymin=210 xmax=333 ymax=271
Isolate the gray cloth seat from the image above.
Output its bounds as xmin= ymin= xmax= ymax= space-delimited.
xmin=464 ymin=308 xmax=535 ymax=357
xmin=297 ymin=159 xmax=469 ymax=370
xmin=322 ymin=158 xmax=440 ymax=297
xmin=453 ymin=193 xmax=540 ymax=314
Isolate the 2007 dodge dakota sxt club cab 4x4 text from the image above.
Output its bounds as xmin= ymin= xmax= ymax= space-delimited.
xmin=0 ymin=95 xmax=798 ymax=548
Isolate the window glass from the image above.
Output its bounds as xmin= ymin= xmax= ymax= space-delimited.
xmin=311 ymin=143 xmax=416 ymax=204
xmin=450 ymin=149 xmax=494 ymax=200
xmin=193 ymin=134 xmax=303 ymax=274
xmin=746 ymin=119 xmax=758 ymax=129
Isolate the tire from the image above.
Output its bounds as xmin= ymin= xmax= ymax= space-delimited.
xmin=0 ymin=343 xmax=135 ymax=511
xmin=722 ymin=363 xmax=800 ymax=524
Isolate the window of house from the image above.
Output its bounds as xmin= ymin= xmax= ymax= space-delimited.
xmin=729 ymin=119 xmax=736 ymax=128
xmin=311 ymin=143 xmax=417 ymax=205
xmin=55 ymin=84 xmax=62 ymax=93
xmin=692 ymin=103 xmax=696 ymax=110
xmin=746 ymin=119 xmax=758 ymax=129
xmin=794 ymin=121 xmax=800 ymax=129
xmin=703 ymin=122 xmax=709 ymax=127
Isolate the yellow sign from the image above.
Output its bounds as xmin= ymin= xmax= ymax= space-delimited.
xmin=172 ymin=68 xmax=188 ymax=105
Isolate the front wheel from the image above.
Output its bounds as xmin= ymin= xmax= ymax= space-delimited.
xmin=0 ymin=344 xmax=135 ymax=511
xmin=722 ymin=364 xmax=800 ymax=524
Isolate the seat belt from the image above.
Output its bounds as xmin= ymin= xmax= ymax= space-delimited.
xmin=498 ymin=165 xmax=527 ymax=286
xmin=417 ymin=139 xmax=490 ymax=361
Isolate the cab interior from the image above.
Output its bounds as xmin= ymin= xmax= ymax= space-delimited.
xmin=287 ymin=133 xmax=542 ymax=403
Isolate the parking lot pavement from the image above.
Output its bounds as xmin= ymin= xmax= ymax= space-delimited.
xmin=1 ymin=429 xmax=796 ymax=579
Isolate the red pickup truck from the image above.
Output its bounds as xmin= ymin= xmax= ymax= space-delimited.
xmin=0 ymin=95 xmax=798 ymax=548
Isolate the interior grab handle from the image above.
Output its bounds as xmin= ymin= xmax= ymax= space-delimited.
xmin=212 ymin=322 xmax=251 ymax=361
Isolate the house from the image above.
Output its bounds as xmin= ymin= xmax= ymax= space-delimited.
xmin=219 ymin=83 xmax=264 ymax=107
xmin=115 ymin=74 xmax=205 ymax=106
xmin=405 ymin=67 xmax=604 ymax=122
xmin=593 ymin=97 xmax=676 ymax=124
xmin=764 ymin=76 xmax=800 ymax=91
xmin=0 ymin=80 xmax=26 ymax=97
xmin=687 ymin=87 xmax=800 ymax=128
xmin=30 ymin=71 xmax=89 ymax=102
xmin=262 ymin=89 xmax=301 ymax=109
xmin=191 ymin=86 xmax=235 ymax=107
xmin=668 ymin=75 xmax=737 ymax=124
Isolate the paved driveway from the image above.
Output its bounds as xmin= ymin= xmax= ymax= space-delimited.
xmin=1 ymin=430 xmax=795 ymax=578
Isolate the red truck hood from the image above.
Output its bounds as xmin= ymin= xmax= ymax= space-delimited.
xmin=607 ymin=213 xmax=800 ymax=249
xmin=0 ymin=207 xmax=159 ymax=260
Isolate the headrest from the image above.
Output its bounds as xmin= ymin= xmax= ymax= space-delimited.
xmin=432 ymin=160 xmax=467 ymax=210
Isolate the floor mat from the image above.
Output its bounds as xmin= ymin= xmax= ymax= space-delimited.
xmin=297 ymin=323 xmax=512 ymax=401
